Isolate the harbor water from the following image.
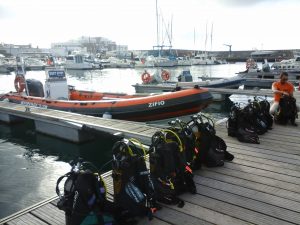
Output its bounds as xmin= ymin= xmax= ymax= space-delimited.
xmin=0 ymin=63 xmax=248 ymax=219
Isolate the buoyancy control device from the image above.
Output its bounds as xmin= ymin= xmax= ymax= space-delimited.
xmin=188 ymin=113 xmax=234 ymax=167
xmin=112 ymin=138 xmax=158 ymax=220
xmin=275 ymin=95 xmax=298 ymax=125
xmin=227 ymin=102 xmax=260 ymax=144
xmin=56 ymin=159 xmax=116 ymax=225
xmin=149 ymin=128 xmax=197 ymax=207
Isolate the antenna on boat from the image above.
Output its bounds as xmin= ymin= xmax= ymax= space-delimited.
xmin=204 ymin=22 xmax=208 ymax=55
xmin=156 ymin=0 xmax=159 ymax=51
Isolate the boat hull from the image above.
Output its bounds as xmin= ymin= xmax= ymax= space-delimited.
xmin=133 ymin=78 xmax=244 ymax=101
xmin=238 ymin=71 xmax=300 ymax=89
xmin=2 ymin=88 xmax=212 ymax=122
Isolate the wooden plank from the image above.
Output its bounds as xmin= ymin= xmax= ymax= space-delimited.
xmin=230 ymin=158 xmax=300 ymax=178
xmin=217 ymin=130 xmax=300 ymax=155
xmin=162 ymin=201 xmax=251 ymax=225
xmin=223 ymin=136 xmax=300 ymax=156
xmin=31 ymin=203 xmax=65 ymax=225
xmin=153 ymin=206 xmax=214 ymax=225
xmin=192 ymin=183 xmax=300 ymax=225
xmin=225 ymin=142 xmax=300 ymax=161
xmin=7 ymin=213 xmax=47 ymax=225
xmin=194 ymin=172 xmax=300 ymax=204
xmin=204 ymin=166 xmax=300 ymax=193
xmin=222 ymin=161 xmax=300 ymax=185
xmin=137 ymin=217 xmax=172 ymax=225
xmin=110 ymin=123 xmax=143 ymax=130
xmin=227 ymin=147 xmax=300 ymax=166
xmin=194 ymin=176 xmax=300 ymax=214
xmin=0 ymin=196 xmax=58 ymax=225
xmin=234 ymin=154 xmax=300 ymax=172
xmin=181 ymin=193 xmax=294 ymax=225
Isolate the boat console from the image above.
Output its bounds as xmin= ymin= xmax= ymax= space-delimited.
xmin=44 ymin=69 xmax=69 ymax=100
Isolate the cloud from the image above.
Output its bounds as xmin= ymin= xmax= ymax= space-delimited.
xmin=216 ymin=0 xmax=282 ymax=7
xmin=0 ymin=5 xmax=15 ymax=19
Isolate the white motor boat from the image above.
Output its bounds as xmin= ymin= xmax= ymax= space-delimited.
xmin=176 ymin=56 xmax=192 ymax=66
xmin=271 ymin=55 xmax=300 ymax=71
xmin=106 ymin=57 xmax=134 ymax=68
xmin=132 ymin=56 xmax=155 ymax=68
xmin=64 ymin=54 xmax=99 ymax=70
xmin=147 ymin=56 xmax=176 ymax=67
xmin=191 ymin=53 xmax=217 ymax=65
xmin=237 ymin=58 xmax=300 ymax=89
xmin=24 ymin=57 xmax=46 ymax=71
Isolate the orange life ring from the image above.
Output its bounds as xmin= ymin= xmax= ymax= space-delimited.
xmin=141 ymin=72 xmax=151 ymax=83
xmin=14 ymin=76 xmax=26 ymax=93
xmin=246 ymin=59 xmax=255 ymax=69
xmin=161 ymin=70 xmax=170 ymax=81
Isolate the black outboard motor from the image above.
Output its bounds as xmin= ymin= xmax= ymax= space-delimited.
xmin=178 ymin=70 xmax=193 ymax=82
xmin=26 ymin=79 xmax=44 ymax=97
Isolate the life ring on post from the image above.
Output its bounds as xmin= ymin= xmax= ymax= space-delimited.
xmin=14 ymin=75 xmax=26 ymax=93
xmin=246 ymin=58 xmax=255 ymax=69
xmin=141 ymin=71 xmax=151 ymax=83
xmin=161 ymin=70 xmax=170 ymax=81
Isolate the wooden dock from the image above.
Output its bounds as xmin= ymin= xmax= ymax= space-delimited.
xmin=0 ymin=101 xmax=160 ymax=144
xmin=0 ymin=109 xmax=299 ymax=224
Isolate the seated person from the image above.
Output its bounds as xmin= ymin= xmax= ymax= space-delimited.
xmin=270 ymin=71 xmax=297 ymax=126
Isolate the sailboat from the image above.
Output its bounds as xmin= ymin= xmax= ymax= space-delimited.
xmin=150 ymin=0 xmax=177 ymax=67
xmin=192 ymin=23 xmax=217 ymax=65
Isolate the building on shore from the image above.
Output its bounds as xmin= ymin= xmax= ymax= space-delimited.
xmin=0 ymin=43 xmax=46 ymax=56
xmin=50 ymin=36 xmax=128 ymax=57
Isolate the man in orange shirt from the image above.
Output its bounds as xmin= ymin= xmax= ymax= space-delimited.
xmin=270 ymin=72 xmax=297 ymax=122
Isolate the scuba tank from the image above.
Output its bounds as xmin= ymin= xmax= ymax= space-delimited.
xmin=189 ymin=113 xmax=234 ymax=167
xmin=56 ymin=159 xmax=115 ymax=225
xmin=275 ymin=95 xmax=298 ymax=125
xmin=168 ymin=118 xmax=200 ymax=170
xmin=257 ymin=97 xmax=273 ymax=129
xmin=149 ymin=128 xmax=197 ymax=207
xmin=112 ymin=138 xmax=158 ymax=220
xmin=227 ymin=102 xmax=260 ymax=144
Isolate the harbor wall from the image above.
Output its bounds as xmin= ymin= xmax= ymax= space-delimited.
xmin=145 ymin=49 xmax=299 ymax=62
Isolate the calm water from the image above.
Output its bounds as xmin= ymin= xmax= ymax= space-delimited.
xmin=0 ymin=63 xmax=247 ymax=219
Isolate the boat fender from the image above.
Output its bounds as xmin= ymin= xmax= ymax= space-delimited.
xmin=14 ymin=75 xmax=26 ymax=93
xmin=161 ymin=70 xmax=170 ymax=81
xmin=141 ymin=71 xmax=151 ymax=83
xmin=174 ymin=86 xmax=181 ymax=91
xmin=103 ymin=112 xmax=112 ymax=119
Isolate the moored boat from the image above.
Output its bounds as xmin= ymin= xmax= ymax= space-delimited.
xmin=237 ymin=58 xmax=300 ymax=89
xmin=1 ymin=69 xmax=212 ymax=122
xmin=133 ymin=69 xmax=245 ymax=100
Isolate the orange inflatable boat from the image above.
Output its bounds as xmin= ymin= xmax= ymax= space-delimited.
xmin=1 ymin=70 xmax=213 ymax=122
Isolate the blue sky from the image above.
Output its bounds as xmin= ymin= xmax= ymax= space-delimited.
xmin=0 ymin=0 xmax=299 ymax=50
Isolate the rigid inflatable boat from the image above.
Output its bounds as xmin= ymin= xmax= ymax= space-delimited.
xmin=1 ymin=69 xmax=213 ymax=122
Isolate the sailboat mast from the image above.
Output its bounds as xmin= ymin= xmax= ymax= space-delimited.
xmin=170 ymin=14 xmax=173 ymax=47
xmin=210 ymin=23 xmax=213 ymax=52
xmin=204 ymin=22 xmax=208 ymax=55
xmin=156 ymin=0 xmax=159 ymax=47
xmin=193 ymin=27 xmax=196 ymax=56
